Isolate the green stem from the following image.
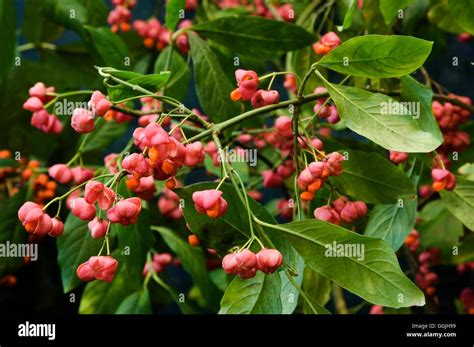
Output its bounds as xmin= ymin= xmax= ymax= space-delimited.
xmin=187 ymin=91 xmax=329 ymax=143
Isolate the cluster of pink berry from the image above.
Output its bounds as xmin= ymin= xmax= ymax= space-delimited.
xmin=217 ymin=0 xmax=294 ymax=21
xmin=313 ymin=87 xmax=340 ymax=124
xmin=297 ymin=152 xmax=345 ymax=202
xmin=230 ymin=69 xmax=280 ymax=109
xmin=107 ymin=0 xmax=136 ymax=33
xmin=312 ymin=32 xmax=341 ymax=55
xmin=222 ymin=248 xmax=283 ymax=279
xmin=415 ymin=248 xmax=441 ymax=297
xmin=48 ymin=164 xmax=94 ymax=185
xmin=432 ymin=94 xmax=472 ymax=153
xmin=22 ymin=82 xmax=62 ymax=134
xmin=71 ymin=91 xmax=113 ymax=134
xmin=133 ymin=18 xmax=192 ymax=53
xmin=130 ymin=122 xmax=205 ymax=182
xmin=314 ymin=196 xmax=367 ymax=225
xmin=18 ymin=202 xmax=64 ymax=237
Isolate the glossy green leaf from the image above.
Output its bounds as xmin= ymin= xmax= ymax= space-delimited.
xmin=80 ymin=119 xmax=128 ymax=153
xmin=427 ymin=1 xmax=463 ymax=34
xmin=42 ymin=0 xmax=88 ymax=35
xmin=454 ymin=233 xmax=474 ymax=263
xmin=279 ymin=252 xmax=304 ymax=314
xmin=57 ymin=214 xmax=102 ymax=293
xmin=165 ymin=0 xmax=185 ymax=31
xmin=192 ymin=16 xmax=316 ymax=58
xmin=113 ymin=210 xmax=154 ymax=283
xmin=330 ymin=150 xmax=416 ymax=204
xmin=400 ymin=75 xmax=443 ymax=143
xmin=219 ymin=272 xmax=282 ymax=314
xmin=302 ymin=267 xmax=331 ymax=314
xmin=319 ymin=35 xmax=432 ymax=78
xmin=323 ymin=83 xmax=441 ymax=152
xmin=448 ymin=0 xmax=474 ymax=35
xmin=154 ymin=46 xmax=191 ymax=101
xmin=116 ymin=289 xmax=152 ymax=314
xmin=83 ymin=26 xmax=129 ymax=69
xmin=154 ymin=226 xmax=221 ymax=310
xmin=188 ymin=33 xmax=240 ymax=123
xmin=0 ymin=189 xmax=27 ymax=276
xmin=278 ymin=220 xmax=425 ymax=308
xmin=365 ymin=198 xmax=417 ymax=250
xmin=22 ymin=0 xmax=63 ymax=44
xmin=107 ymin=72 xmax=171 ymax=101
xmin=342 ymin=0 xmax=357 ymax=29
xmin=379 ymin=0 xmax=415 ymax=24
xmin=440 ymin=178 xmax=474 ymax=231
xmin=418 ymin=200 xmax=463 ymax=261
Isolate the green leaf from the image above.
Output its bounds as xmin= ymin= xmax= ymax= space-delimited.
xmin=330 ymin=150 xmax=416 ymax=204
xmin=365 ymin=199 xmax=417 ymax=250
xmin=165 ymin=0 xmax=185 ymax=31
xmin=192 ymin=16 xmax=316 ymax=58
xmin=400 ymin=76 xmax=443 ymax=143
xmin=22 ymin=0 xmax=63 ymax=44
xmin=342 ymin=0 xmax=357 ymax=29
xmin=80 ymin=119 xmax=128 ymax=153
xmin=418 ymin=200 xmax=463 ymax=261
xmin=278 ymin=220 xmax=425 ymax=308
xmin=448 ymin=0 xmax=474 ymax=35
xmin=188 ymin=33 xmax=240 ymax=123
xmin=427 ymin=1 xmax=463 ymax=34
xmin=113 ymin=210 xmax=154 ymax=283
xmin=302 ymin=267 xmax=331 ymax=314
xmin=83 ymin=26 xmax=129 ymax=69
xmin=116 ymin=289 xmax=152 ymax=314
xmin=0 ymin=0 xmax=16 ymax=87
xmin=379 ymin=0 xmax=415 ymax=24
xmin=279 ymin=252 xmax=304 ymax=314
xmin=364 ymin=158 xmax=421 ymax=250
xmin=79 ymin=262 xmax=137 ymax=314
xmin=57 ymin=214 xmax=102 ymax=293
xmin=319 ymin=35 xmax=433 ymax=78
xmin=323 ymin=83 xmax=441 ymax=152
xmin=107 ymin=72 xmax=171 ymax=101
xmin=154 ymin=46 xmax=191 ymax=101
xmin=0 ymin=189 xmax=27 ymax=276
xmin=219 ymin=272 xmax=282 ymax=314
xmin=454 ymin=233 xmax=474 ymax=263
xmin=154 ymin=226 xmax=221 ymax=311
xmin=440 ymin=178 xmax=474 ymax=231
xmin=42 ymin=0 xmax=88 ymax=35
